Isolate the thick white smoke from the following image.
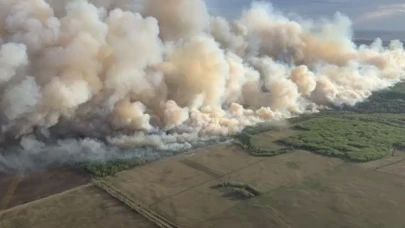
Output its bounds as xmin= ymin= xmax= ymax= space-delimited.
xmin=0 ymin=0 xmax=405 ymax=170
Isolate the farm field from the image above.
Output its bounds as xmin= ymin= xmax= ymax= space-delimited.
xmin=2 ymin=128 xmax=405 ymax=228
xmin=0 ymin=185 xmax=157 ymax=228
xmin=94 ymin=138 xmax=405 ymax=228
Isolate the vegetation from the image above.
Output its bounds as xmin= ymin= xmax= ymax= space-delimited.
xmin=271 ymin=82 xmax=405 ymax=162
xmin=279 ymin=115 xmax=405 ymax=162
xmin=234 ymin=132 xmax=293 ymax=157
xmin=212 ymin=181 xmax=262 ymax=199
xmin=241 ymin=123 xmax=276 ymax=135
xmin=83 ymin=159 xmax=149 ymax=177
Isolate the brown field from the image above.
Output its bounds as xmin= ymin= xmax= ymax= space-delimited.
xmin=356 ymin=150 xmax=405 ymax=170
xmin=198 ymin=164 xmax=405 ymax=228
xmin=0 ymin=185 xmax=157 ymax=228
xmin=96 ymin=128 xmax=405 ymax=228
xmin=250 ymin=128 xmax=297 ymax=150
xmin=377 ymin=160 xmax=405 ymax=177
xmin=257 ymin=165 xmax=405 ymax=228
xmin=0 ymin=167 xmax=91 ymax=211
xmin=98 ymin=141 xmax=343 ymax=227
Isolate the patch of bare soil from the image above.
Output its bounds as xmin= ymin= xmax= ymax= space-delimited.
xmin=0 ymin=185 xmax=157 ymax=228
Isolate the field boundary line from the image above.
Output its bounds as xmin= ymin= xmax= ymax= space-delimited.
xmin=93 ymin=178 xmax=178 ymax=228
xmin=374 ymin=158 xmax=405 ymax=170
xmin=0 ymin=183 xmax=92 ymax=216
xmin=149 ymin=157 xmax=268 ymax=208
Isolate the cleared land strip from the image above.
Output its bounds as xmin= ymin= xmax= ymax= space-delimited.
xmin=93 ymin=179 xmax=178 ymax=228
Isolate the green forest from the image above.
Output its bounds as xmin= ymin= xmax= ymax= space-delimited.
xmin=279 ymin=82 xmax=405 ymax=162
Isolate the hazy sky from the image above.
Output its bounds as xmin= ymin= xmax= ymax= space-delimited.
xmin=205 ymin=0 xmax=405 ymax=31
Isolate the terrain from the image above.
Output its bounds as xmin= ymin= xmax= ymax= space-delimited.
xmin=2 ymin=83 xmax=405 ymax=227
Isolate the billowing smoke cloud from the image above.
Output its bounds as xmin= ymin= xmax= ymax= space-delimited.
xmin=1 ymin=0 xmax=405 ymax=171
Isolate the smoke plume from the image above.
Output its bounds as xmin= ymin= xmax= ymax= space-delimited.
xmin=1 ymin=0 xmax=405 ymax=171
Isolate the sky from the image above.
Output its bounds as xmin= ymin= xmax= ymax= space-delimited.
xmin=205 ymin=0 xmax=405 ymax=32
